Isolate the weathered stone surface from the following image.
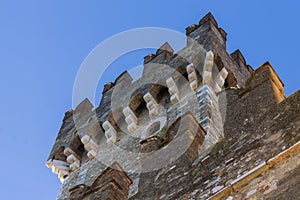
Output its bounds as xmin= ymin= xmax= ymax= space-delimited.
xmin=47 ymin=12 xmax=300 ymax=200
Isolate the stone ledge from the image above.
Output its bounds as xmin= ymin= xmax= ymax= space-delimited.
xmin=208 ymin=140 xmax=300 ymax=200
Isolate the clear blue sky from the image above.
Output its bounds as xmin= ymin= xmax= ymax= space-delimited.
xmin=0 ymin=1 xmax=299 ymax=199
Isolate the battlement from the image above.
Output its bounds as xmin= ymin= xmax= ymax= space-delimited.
xmin=186 ymin=12 xmax=227 ymax=43
xmin=47 ymin=12 xmax=300 ymax=200
xmin=144 ymin=42 xmax=174 ymax=65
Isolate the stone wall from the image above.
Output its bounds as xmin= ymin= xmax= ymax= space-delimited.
xmin=46 ymin=13 xmax=300 ymax=200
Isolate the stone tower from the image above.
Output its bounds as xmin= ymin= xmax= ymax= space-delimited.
xmin=47 ymin=13 xmax=300 ymax=200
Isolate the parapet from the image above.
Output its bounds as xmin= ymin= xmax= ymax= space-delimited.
xmin=114 ymin=71 xmax=133 ymax=86
xmin=143 ymin=42 xmax=174 ymax=65
xmin=246 ymin=62 xmax=285 ymax=100
xmin=73 ymin=98 xmax=93 ymax=121
xmin=185 ymin=13 xmax=252 ymax=88
xmin=199 ymin=12 xmax=218 ymax=27
xmin=247 ymin=62 xmax=284 ymax=88
xmin=143 ymin=54 xmax=156 ymax=65
xmin=47 ymin=12 xmax=300 ymax=200
xmin=186 ymin=12 xmax=219 ymax=35
xmin=186 ymin=12 xmax=227 ymax=49
xmin=102 ymin=82 xmax=114 ymax=94
xmin=231 ymin=49 xmax=246 ymax=67
xmin=101 ymin=71 xmax=132 ymax=97
xmin=156 ymin=42 xmax=174 ymax=58
xmin=63 ymin=110 xmax=74 ymax=121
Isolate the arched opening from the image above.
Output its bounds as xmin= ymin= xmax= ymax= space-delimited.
xmin=69 ymin=136 xmax=87 ymax=164
xmin=149 ymin=84 xmax=171 ymax=109
xmin=176 ymin=65 xmax=189 ymax=86
xmin=129 ymin=93 xmax=149 ymax=124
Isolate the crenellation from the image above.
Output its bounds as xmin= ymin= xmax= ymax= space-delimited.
xmin=63 ymin=110 xmax=74 ymax=121
xmin=218 ymin=28 xmax=227 ymax=42
xmin=156 ymin=42 xmax=174 ymax=58
xmin=102 ymin=82 xmax=115 ymax=94
xmin=246 ymin=62 xmax=284 ymax=90
xmin=73 ymin=98 xmax=93 ymax=121
xmin=47 ymin=12 xmax=300 ymax=200
xmin=187 ymin=14 xmax=251 ymax=88
xmin=230 ymin=50 xmax=246 ymax=66
xmin=142 ymin=43 xmax=174 ymax=76
xmin=199 ymin=12 xmax=218 ymax=29
xmin=143 ymin=54 xmax=156 ymax=65
xmin=230 ymin=49 xmax=255 ymax=82
xmin=246 ymin=64 xmax=254 ymax=73
xmin=114 ymin=71 xmax=133 ymax=89
xmin=187 ymin=12 xmax=227 ymax=50
xmin=97 ymin=88 xmax=113 ymax=117
xmin=185 ymin=24 xmax=199 ymax=35
xmin=56 ymin=113 xmax=75 ymax=141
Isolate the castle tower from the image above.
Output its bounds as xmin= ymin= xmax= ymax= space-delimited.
xmin=47 ymin=13 xmax=300 ymax=200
